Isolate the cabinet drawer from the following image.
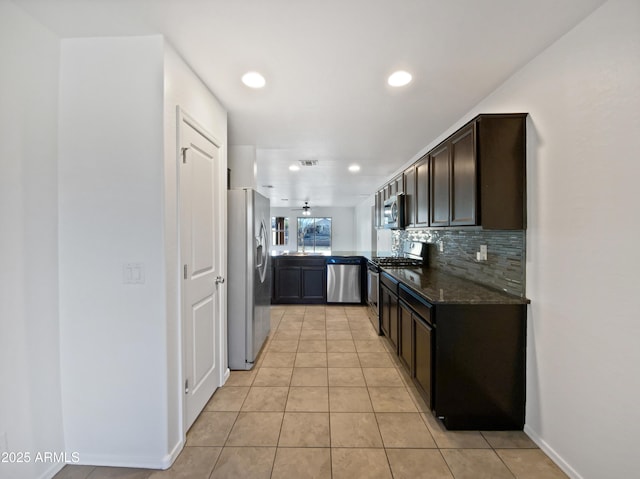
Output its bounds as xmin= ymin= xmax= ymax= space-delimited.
xmin=380 ymin=272 xmax=399 ymax=294
xmin=399 ymin=284 xmax=433 ymax=324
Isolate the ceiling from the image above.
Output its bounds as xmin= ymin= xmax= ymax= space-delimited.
xmin=15 ymin=0 xmax=605 ymax=208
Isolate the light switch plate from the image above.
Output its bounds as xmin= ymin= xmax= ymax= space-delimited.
xmin=123 ymin=263 xmax=145 ymax=284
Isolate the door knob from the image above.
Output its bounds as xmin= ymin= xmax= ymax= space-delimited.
xmin=215 ymin=276 xmax=225 ymax=284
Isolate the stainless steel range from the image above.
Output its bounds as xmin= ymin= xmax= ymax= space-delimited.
xmin=367 ymin=241 xmax=427 ymax=331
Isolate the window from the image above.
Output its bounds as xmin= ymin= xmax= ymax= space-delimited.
xmin=297 ymin=217 xmax=332 ymax=253
xmin=271 ymin=217 xmax=289 ymax=246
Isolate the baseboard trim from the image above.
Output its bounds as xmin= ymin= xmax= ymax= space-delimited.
xmin=524 ymin=424 xmax=583 ymax=479
xmin=65 ymin=450 xmax=175 ymax=471
xmin=40 ymin=461 xmax=65 ymax=479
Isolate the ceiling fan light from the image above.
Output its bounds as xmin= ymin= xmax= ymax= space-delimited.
xmin=289 ymin=164 xmax=300 ymax=171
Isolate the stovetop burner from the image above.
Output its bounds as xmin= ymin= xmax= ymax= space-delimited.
xmin=370 ymin=257 xmax=423 ymax=267
xmin=369 ymin=241 xmax=427 ymax=269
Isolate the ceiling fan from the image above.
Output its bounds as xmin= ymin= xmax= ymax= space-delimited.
xmin=292 ymin=201 xmax=312 ymax=216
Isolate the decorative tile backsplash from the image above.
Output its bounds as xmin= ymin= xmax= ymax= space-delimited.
xmin=393 ymin=229 xmax=526 ymax=297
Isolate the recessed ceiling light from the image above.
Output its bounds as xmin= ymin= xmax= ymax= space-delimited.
xmin=388 ymin=70 xmax=412 ymax=87
xmin=348 ymin=164 xmax=361 ymax=172
xmin=289 ymin=164 xmax=300 ymax=172
xmin=242 ymin=71 xmax=266 ymax=89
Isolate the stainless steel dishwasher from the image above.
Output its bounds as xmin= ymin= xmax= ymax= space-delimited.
xmin=326 ymin=257 xmax=363 ymax=303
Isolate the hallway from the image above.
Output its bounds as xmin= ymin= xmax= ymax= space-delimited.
xmin=56 ymin=305 xmax=566 ymax=478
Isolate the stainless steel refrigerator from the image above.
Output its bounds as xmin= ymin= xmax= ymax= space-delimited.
xmin=227 ymin=188 xmax=271 ymax=370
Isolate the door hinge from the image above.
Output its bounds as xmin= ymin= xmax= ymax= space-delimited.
xmin=183 ymin=264 xmax=187 ymax=279
xmin=185 ymin=379 xmax=189 ymax=394
xmin=181 ymin=147 xmax=189 ymax=164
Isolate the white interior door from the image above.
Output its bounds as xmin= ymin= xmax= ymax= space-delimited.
xmin=179 ymin=112 xmax=222 ymax=430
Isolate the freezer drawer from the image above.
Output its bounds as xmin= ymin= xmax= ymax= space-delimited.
xmin=327 ymin=263 xmax=361 ymax=303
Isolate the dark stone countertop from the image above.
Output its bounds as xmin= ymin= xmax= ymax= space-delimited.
xmin=380 ymin=267 xmax=530 ymax=305
xmin=271 ymin=250 xmax=528 ymax=305
xmin=271 ymin=251 xmax=380 ymax=259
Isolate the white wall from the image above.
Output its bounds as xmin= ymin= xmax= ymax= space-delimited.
xmin=58 ymin=35 xmax=168 ymax=468
xmin=270 ymin=206 xmax=356 ymax=253
xmin=0 ymin=3 xmax=65 ymax=479
xmin=354 ymin=1 xmax=640 ymax=477
xmin=228 ymin=145 xmax=256 ymax=189
xmin=162 ymin=42 xmax=228 ymax=461
xmin=354 ymin=196 xmax=393 ymax=255
xmin=354 ymin=196 xmax=374 ymax=253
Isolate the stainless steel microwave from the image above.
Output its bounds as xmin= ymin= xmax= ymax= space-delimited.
xmin=383 ymin=193 xmax=405 ymax=229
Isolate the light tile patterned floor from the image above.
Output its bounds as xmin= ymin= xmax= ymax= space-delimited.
xmin=55 ymin=305 xmax=567 ymax=479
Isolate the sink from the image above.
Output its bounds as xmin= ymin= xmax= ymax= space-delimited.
xmin=277 ymin=252 xmax=326 ymax=256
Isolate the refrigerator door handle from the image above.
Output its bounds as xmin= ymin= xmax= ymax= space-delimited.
xmin=255 ymin=220 xmax=269 ymax=283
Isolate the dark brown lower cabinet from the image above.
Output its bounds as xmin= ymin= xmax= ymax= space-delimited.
xmin=379 ymin=273 xmax=399 ymax=351
xmin=396 ymin=283 xmax=526 ymax=431
xmin=272 ymin=257 xmax=326 ymax=304
xmin=399 ymin=290 xmax=434 ymax=410
xmin=413 ymin=314 xmax=433 ymax=410
xmin=398 ymin=302 xmax=412 ymax=371
xmin=434 ymin=303 xmax=526 ymax=430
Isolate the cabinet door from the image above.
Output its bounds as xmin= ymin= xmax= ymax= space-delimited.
xmin=389 ymin=291 xmax=398 ymax=351
xmin=403 ymin=165 xmax=416 ymax=227
xmin=429 ymin=144 xmax=450 ymax=227
xmin=398 ymin=301 xmax=413 ymax=372
xmin=394 ymin=174 xmax=404 ymax=195
xmin=380 ymin=286 xmax=391 ymax=338
xmin=301 ymin=267 xmax=325 ymax=301
xmin=413 ymin=315 xmax=433 ymax=409
xmin=374 ymin=191 xmax=381 ymax=229
xmin=275 ymin=267 xmax=301 ymax=301
xmin=376 ymin=190 xmax=385 ymax=228
xmin=450 ymin=125 xmax=476 ymax=226
xmin=415 ymin=157 xmax=429 ymax=227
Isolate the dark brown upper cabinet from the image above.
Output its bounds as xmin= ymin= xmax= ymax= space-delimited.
xmin=377 ymin=113 xmax=526 ymax=230
xmin=450 ymin=124 xmax=476 ymax=226
xmin=404 ymin=156 xmax=429 ymax=228
xmin=403 ymin=164 xmax=416 ymax=227
xmin=429 ymin=143 xmax=451 ymax=227
xmin=393 ymin=174 xmax=404 ymax=195
xmin=475 ymin=114 xmax=527 ymax=230
xmin=415 ymin=157 xmax=429 ymax=227
xmin=429 ymin=124 xmax=477 ymax=227
xmin=374 ymin=189 xmax=384 ymax=229
xmin=429 ymin=113 xmax=526 ymax=230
